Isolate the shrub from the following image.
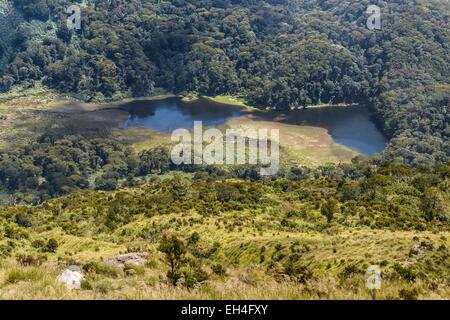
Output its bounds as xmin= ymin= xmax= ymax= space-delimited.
xmin=31 ymin=239 xmax=45 ymax=249
xmin=393 ymin=264 xmax=417 ymax=282
xmin=81 ymin=280 xmax=93 ymax=290
xmin=158 ymin=234 xmax=187 ymax=285
xmin=16 ymin=254 xmax=46 ymax=266
xmin=188 ymin=232 xmax=200 ymax=245
xmin=15 ymin=213 xmax=32 ymax=228
xmin=82 ymin=262 xmax=119 ymax=278
xmin=339 ymin=264 xmax=364 ymax=279
xmin=146 ymin=276 xmax=159 ymax=287
xmin=282 ymin=259 xmax=313 ymax=283
xmin=145 ymin=257 xmax=159 ymax=269
xmin=95 ymin=280 xmax=113 ymax=294
xmin=5 ymin=268 xmax=44 ymax=284
xmin=212 ymin=263 xmax=227 ymax=276
xmin=321 ymin=198 xmax=337 ymax=223
xmin=124 ymin=263 xmax=145 ymax=277
xmin=42 ymin=238 xmax=58 ymax=253
xmin=167 ymin=270 xmax=183 ymax=286
xmin=399 ymin=288 xmax=421 ymax=300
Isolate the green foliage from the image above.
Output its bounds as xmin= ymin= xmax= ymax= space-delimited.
xmin=4 ymin=267 xmax=44 ymax=284
xmin=137 ymin=147 xmax=172 ymax=176
xmin=12 ymin=0 xmax=49 ymax=21
xmin=282 ymin=258 xmax=313 ymax=284
xmin=16 ymin=253 xmax=46 ymax=266
xmin=42 ymin=238 xmax=58 ymax=253
xmin=393 ymin=264 xmax=417 ymax=282
xmin=82 ymin=261 xmax=119 ymax=278
xmin=320 ymin=198 xmax=337 ymax=224
xmin=1 ymin=0 xmax=448 ymax=163
xmin=124 ymin=264 xmax=145 ymax=277
xmin=211 ymin=263 xmax=227 ymax=277
xmin=398 ymin=288 xmax=421 ymax=300
xmin=158 ymin=234 xmax=187 ymax=285
xmin=80 ymin=280 xmax=93 ymax=290
xmin=421 ymin=188 xmax=446 ymax=222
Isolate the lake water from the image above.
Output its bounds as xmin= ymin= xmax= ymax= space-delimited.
xmin=122 ymin=97 xmax=244 ymax=132
xmin=121 ymin=98 xmax=386 ymax=156
xmin=261 ymin=106 xmax=387 ymax=156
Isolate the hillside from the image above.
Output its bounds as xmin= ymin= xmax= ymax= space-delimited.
xmin=0 ymin=167 xmax=449 ymax=299
xmin=0 ymin=0 xmax=449 ymax=301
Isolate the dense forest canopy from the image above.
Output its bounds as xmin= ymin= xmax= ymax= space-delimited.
xmin=0 ymin=0 xmax=448 ymax=165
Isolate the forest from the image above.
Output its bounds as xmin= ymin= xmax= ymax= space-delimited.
xmin=0 ymin=0 xmax=448 ymax=165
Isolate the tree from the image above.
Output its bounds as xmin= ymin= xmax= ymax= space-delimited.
xmin=421 ymin=188 xmax=445 ymax=222
xmin=158 ymin=234 xmax=187 ymax=285
xmin=43 ymin=238 xmax=58 ymax=253
xmin=138 ymin=147 xmax=171 ymax=175
xmin=321 ymin=198 xmax=337 ymax=223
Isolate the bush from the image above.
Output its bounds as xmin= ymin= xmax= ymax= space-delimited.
xmin=181 ymin=268 xmax=198 ymax=288
xmin=212 ymin=263 xmax=227 ymax=276
xmin=399 ymin=288 xmax=421 ymax=300
xmin=124 ymin=263 xmax=145 ymax=277
xmin=42 ymin=238 xmax=58 ymax=253
xmin=81 ymin=280 xmax=93 ymax=290
xmin=146 ymin=276 xmax=159 ymax=287
xmin=393 ymin=264 xmax=417 ymax=282
xmin=82 ymin=262 xmax=120 ymax=278
xmin=31 ymin=239 xmax=45 ymax=249
xmin=145 ymin=257 xmax=159 ymax=269
xmin=16 ymin=254 xmax=46 ymax=266
xmin=158 ymin=234 xmax=187 ymax=285
xmin=283 ymin=260 xmax=313 ymax=283
xmin=339 ymin=264 xmax=364 ymax=279
xmin=167 ymin=269 xmax=183 ymax=286
xmin=95 ymin=280 xmax=113 ymax=294
xmin=15 ymin=213 xmax=32 ymax=228
xmin=5 ymin=268 xmax=44 ymax=284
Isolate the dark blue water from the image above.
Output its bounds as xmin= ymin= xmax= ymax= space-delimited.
xmin=121 ymin=98 xmax=386 ymax=156
xmin=122 ymin=97 xmax=244 ymax=132
xmin=265 ymin=106 xmax=387 ymax=156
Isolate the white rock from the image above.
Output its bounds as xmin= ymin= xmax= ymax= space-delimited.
xmin=58 ymin=267 xmax=84 ymax=290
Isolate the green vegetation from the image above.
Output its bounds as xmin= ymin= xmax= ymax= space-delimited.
xmin=0 ymin=0 xmax=448 ymax=300
xmin=0 ymin=167 xmax=448 ymax=299
xmin=0 ymin=0 xmax=448 ymax=164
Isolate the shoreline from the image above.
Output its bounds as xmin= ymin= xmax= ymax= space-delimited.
xmin=0 ymin=84 xmax=362 ymax=113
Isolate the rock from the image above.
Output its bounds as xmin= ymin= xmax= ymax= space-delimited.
xmin=105 ymin=252 xmax=148 ymax=268
xmin=409 ymin=244 xmax=421 ymax=256
xmin=67 ymin=265 xmax=81 ymax=272
xmin=58 ymin=266 xmax=84 ymax=290
xmin=409 ymin=243 xmax=431 ymax=257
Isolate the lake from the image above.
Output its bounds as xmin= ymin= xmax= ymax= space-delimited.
xmin=121 ymin=97 xmax=386 ymax=156
xmin=122 ymin=97 xmax=244 ymax=132
xmin=260 ymin=106 xmax=387 ymax=156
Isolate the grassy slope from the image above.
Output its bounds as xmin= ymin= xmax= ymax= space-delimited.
xmin=0 ymin=179 xmax=448 ymax=300
xmin=0 ymin=90 xmax=448 ymax=299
